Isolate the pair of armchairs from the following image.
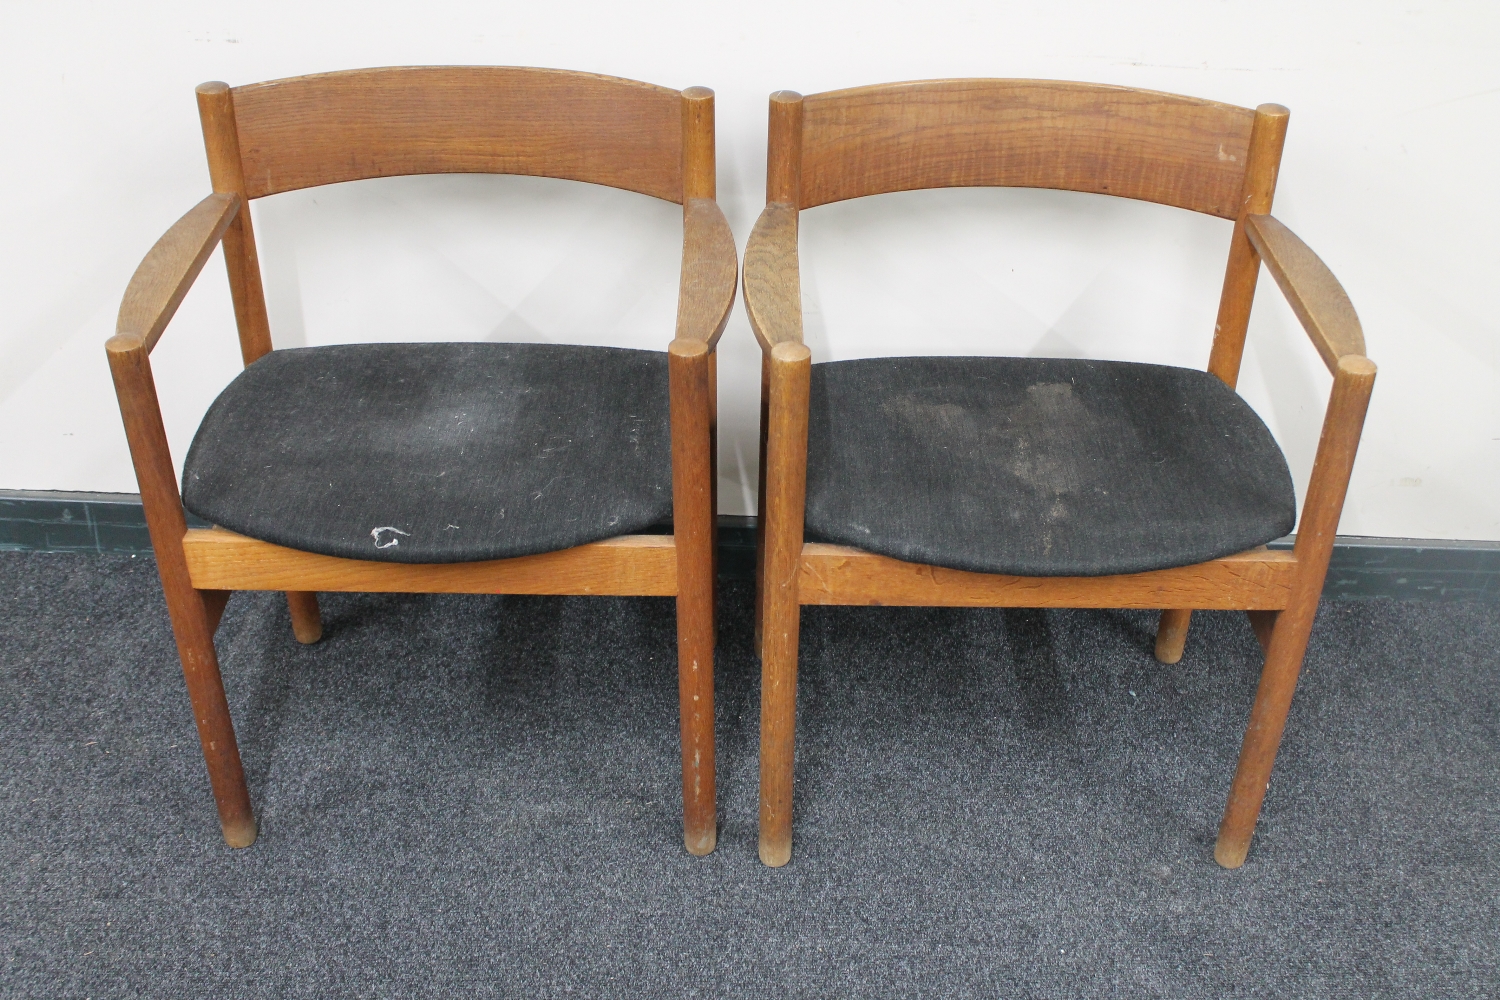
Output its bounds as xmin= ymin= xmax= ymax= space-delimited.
xmin=110 ymin=67 xmax=1372 ymax=870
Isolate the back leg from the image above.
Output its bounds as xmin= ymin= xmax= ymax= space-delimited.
xmin=286 ymin=591 xmax=322 ymax=644
xmin=1154 ymin=608 xmax=1192 ymax=664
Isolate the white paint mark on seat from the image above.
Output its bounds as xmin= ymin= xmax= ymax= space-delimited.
xmin=371 ymin=526 xmax=411 ymax=549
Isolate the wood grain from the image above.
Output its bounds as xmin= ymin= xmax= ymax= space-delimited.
xmin=1246 ymin=609 xmax=1278 ymax=654
xmin=197 ymin=83 xmax=274 ymax=364
xmin=1216 ymin=354 xmax=1376 ymax=868
xmin=112 ymin=193 xmax=238 ymax=354
xmin=183 ymin=528 xmax=679 ymax=596
xmin=230 ymin=67 xmax=684 ymax=202
xmin=1206 ymin=104 xmax=1288 ymax=387
xmin=1154 ymin=607 xmax=1193 ymax=663
xmin=758 ymin=342 xmax=813 ymax=867
xmin=676 ymin=199 xmax=738 ymax=349
xmin=798 ymin=79 xmax=1256 ymax=216
xmin=104 ymin=343 xmax=255 ymax=847
xmin=710 ymin=349 xmax=720 ymax=590
xmin=668 ymin=338 xmax=717 ymax=855
xmin=1244 ymin=213 xmax=1366 ymax=373
xmin=680 ymin=96 xmax=722 ymax=828
xmin=285 ymin=591 xmax=322 ymax=644
xmin=681 ymin=87 xmax=715 ymax=202
xmin=767 ymin=92 xmax=804 ymax=205
xmin=743 ymin=202 xmax=803 ymax=352
xmin=203 ymin=589 xmax=231 ymax=635
xmin=797 ymin=545 xmax=1297 ymax=610
xmin=753 ymin=353 xmax=771 ymax=656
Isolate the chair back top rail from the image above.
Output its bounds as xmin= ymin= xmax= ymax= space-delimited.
xmin=212 ymin=66 xmax=687 ymax=202
xmin=794 ymin=79 xmax=1259 ymax=218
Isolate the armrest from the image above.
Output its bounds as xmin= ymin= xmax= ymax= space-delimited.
xmin=743 ymin=202 xmax=803 ymax=353
xmin=1244 ymin=213 xmax=1366 ymax=373
xmin=674 ymin=198 xmax=738 ymax=350
xmin=1242 ymin=215 xmax=1377 ymax=589
xmin=107 ymin=192 xmax=240 ymax=356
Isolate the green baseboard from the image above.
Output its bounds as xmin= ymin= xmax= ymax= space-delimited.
xmin=0 ymin=491 xmax=205 ymax=554
xmin=3 ymin=491 xmax=1495 ymax=601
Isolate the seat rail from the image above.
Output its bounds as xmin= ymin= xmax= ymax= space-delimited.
xmin=797 ymin=543 xmax=1296 ymax=610
xmin=183 ymin=528 xmax=679 ymax=596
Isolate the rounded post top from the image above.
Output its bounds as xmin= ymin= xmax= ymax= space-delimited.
xmin=771 ymin=341 xmax=811 ymax=364
xmin=105 ymin=332 xmax=142 ymax=355
xmin=196 ymin=81 xmax=231 ymax=96
xmin=1255 ymin=103 xmax=1290 ymax=119
xmin=682 ymin=86 xmax=713 ymax=101
xmin=771 ymin=90 xmax=804 ymax=105
xmin=669 ymin=337 xmax=710 ymax=359
xmin=1337 ymin=354 xmax=1377 ymax=378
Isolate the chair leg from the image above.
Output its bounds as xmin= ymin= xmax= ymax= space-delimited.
xmin=1246 ymin=610 xmax=1277 ymax=654
xmin=1217 ymin=358 xmax=1377 ymax=868
xmin=677 ymin=624 xmax=716 ymax=855
xmin=286 ymin=591 xmax=322 ymax=644
xmin=677 ymin=580 xmax=717 ymax=856
xmin=757 ymin=342 xmax=812 ymax=868
xmin=108 ymin=338 xmax=254 ymax=847
xmin=1154 ymin=608 xmax=1192 ymax=663
xmin=167 ymin=585 xmax=257 ymax=848
xmin=758 ymin=585 xmax=800 ymax=867
xmin=669 ymin=338 xmax=718 ymax=855
xmin=1215 ymin=602 xmax=1315 ymax=869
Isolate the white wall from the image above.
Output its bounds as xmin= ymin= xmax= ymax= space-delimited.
xmin=2 ymin=0 xmax=1496 ymax=538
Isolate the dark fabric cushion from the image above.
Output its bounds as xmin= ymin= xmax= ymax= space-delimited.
xmin=182 ymin=343 xmax=672 ymax=564
xmin=805 ymin=356 xmax=1295 ymax=577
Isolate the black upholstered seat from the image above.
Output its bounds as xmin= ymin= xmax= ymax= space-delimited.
xmin=182 ymin=342 xmax=673 ymax=564
xmin=805 ymin=356 xmax=1296 ymax=577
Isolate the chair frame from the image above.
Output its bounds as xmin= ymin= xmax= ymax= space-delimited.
xmin=743 ymin=81 xmax=1375 ymax=869
xmin=106 ymin=67 xmax=737 ymax=855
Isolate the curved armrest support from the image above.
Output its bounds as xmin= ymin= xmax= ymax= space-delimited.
xmin=675 ymin=198 xmax=738 ymax=350
xmin=743 ymin=202 xmax=803 ymax=353
xmin=108 ymin=192 xmax=240 ymax=356
xmin=1244 ymin=214 xmax=1365 ymax=373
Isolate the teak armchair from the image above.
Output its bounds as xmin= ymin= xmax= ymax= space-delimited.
xmin=107 ymin=67 xmax=737 ymax=854
xmin=743 ymin=81 xmax=1375 ymax=869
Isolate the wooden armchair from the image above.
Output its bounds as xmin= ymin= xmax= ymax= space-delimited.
xmin=106 ymin=67 xmax=736 ymax=854
xmin=743 ymin=81 xmax=1374 ymax=869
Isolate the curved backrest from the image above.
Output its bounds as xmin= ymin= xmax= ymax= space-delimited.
xmin=785 ymin=79 xmax=1260 ymax=218
xmin=201 ymin=66 xmax=689 ymax=203
xmin=195 ymin=67 xmax=714 ymax=367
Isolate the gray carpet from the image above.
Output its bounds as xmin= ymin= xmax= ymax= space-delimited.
xmin=1 ymin=551 xmax=1496 ymax=997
